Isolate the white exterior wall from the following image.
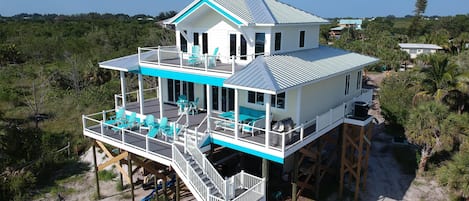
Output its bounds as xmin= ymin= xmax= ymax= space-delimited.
xmin=299 ymin=69 xmax=363 ymax=123
xmin=401 ymin=48 xmax=439 ymax=59
xmin=270 ymin=25 xmax=320 ymax=54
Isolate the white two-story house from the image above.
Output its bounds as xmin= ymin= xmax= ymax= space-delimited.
xmin=83 ymin=0 xmax=378 ymax=200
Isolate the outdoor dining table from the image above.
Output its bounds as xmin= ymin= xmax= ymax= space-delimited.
xmin=218 ymin=111 xmax=253 ymax=123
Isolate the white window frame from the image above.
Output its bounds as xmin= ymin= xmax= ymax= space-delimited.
xmin=345 ymin=74 xmax=351 ymax=95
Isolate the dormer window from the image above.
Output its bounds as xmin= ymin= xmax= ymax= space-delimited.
xmin=299 ymin=31 xmax=305 ymax=48
xmin=274 ymin=32 xmax=281 ymax=51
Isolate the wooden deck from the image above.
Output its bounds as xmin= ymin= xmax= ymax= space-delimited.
xmin=124 ymin=98 xmax=316 ymax=151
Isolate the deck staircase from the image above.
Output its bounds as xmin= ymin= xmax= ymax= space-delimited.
xmin=172 ymin=131 xmax=265 ymax=201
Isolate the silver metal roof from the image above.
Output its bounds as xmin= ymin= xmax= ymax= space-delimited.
xmin=225 ymin=46 xmax=379 ymax=93
xmin=168 ymin=0 xmax=328 ymax=25
xmin=398 ymin=43 xmax=443 ymax=50
xmin=98 ymin=51 xmax=155 ymax=72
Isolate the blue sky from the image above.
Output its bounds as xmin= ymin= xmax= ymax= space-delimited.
xmin=0 ymin=0 xmax=468 ymax=18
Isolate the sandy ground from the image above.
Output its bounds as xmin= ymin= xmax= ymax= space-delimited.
xmin=357 ymin=72 xmax=448 ymax=201
xmin=37 ymin=72 xmax=448 ymax=201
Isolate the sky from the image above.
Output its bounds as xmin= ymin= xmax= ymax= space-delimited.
xmin=0 ymin=0 xmax=468 ymax=18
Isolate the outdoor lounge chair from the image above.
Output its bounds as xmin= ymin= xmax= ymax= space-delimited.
xmin=162 ymin=122 xmax=181 ymax=138
xmin=208 ymin=47 xmax=219 ymax=67
xmin=188 ymin=97 xmax=199 ymax=115
xmin=158 ymin=117 xmax=169 ymax=134
xmin=112 ymin=112 xmax=138 ymax=132
xmin=147 ymin=126 xmax=159 ymax=138
xmin=188 ymin=45 xmax=201 ymax=65
xmin=104 ymin=107 xmax=125 ymax=126
xmin=140 ymin=115 xmax=158 ymax=132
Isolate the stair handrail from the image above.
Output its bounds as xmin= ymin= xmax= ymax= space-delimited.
xmin=172 ymin=145 xmax=208 ymax=200
xmin=187 ymin=136 xmax=226 ymax=198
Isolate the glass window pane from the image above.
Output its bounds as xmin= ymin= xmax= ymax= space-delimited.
xmin=256 ymin=92 xmax=264 ymax=105
xmin=275 ymin=32 xmax=281 ymax=51
xmin=248 ymin=91 xmax=255 ymax=103
xmin=299 ymin=31 xmax=305 ymax=48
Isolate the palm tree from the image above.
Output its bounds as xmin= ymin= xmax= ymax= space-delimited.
xmin=405 ymin=101 xmax=452 ymax=175
xmin=413 ymin=53 xmax=458 ymax=105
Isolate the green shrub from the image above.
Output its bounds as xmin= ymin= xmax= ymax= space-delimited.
xmin=98 ymin=170 xmax=116 ymax=181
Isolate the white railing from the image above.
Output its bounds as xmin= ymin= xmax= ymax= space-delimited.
xmin=138 ymin=46 xmax=259 ymax=75
xmin=316 ymin=103 xmax=345 ymax=132
xmin=232 ymin=171 xmax=265 ymax=201
xmin=172 ymin=145 xmax=208 ymax=200
xmin=115 ymin=87 xmax=159 ymax=109
xmin=82 ymin=111 xmax=173 ymax=161
xmin=187 ymin=135 xmax=226 ymax=197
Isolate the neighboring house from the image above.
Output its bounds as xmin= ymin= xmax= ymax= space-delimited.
xmin=82 ymin=0 xmax=378 ymax=200
xmin=399 ymin=43 xmax=443 ymax=59
xmin=329 ymin=19 xmax=363 ymax=39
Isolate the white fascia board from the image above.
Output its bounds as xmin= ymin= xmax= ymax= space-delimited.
xmin=99 ymin=64 xmax=131 ymax=72
xmin=223 ymin=83 xmax=277 ymax=95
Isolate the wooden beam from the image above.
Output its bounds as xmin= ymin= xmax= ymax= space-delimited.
xmin=132 ymin=157 xmax=166 ymax=179
xmin=95 ymin=141 xmax=131 ymax=184
xmin=98 ymin=152 xmax=128 ymax=171
xmin=92 ymin=144 xmax=101 ymax=199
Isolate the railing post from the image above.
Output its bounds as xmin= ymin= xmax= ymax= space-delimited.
xmin=184 ymin=131 xmax=188 ymax=154
xmin=231 ymin=55 xmax=235 ymax=74
xmin=204 ymin=54 xmax=208 ymax=71
xmin=82 ymin=115 xmax=86 ymax=131
xmin=100 ymin=122 xmax=104 ymax=137
xmin=316 ymin=115 xmax=319 ymax=131
xmin=329 ymin=109 xmax=333 ymax=124
xmin=179 ymin=51 xmax=183 ymax=68
xmin=224 ymin=179 xmax=229 ymax=201
xmin=300 ymin=124 xmax=304 ymax=141
xmin=121 ymin=129 xmax=125 ymax=144
xmin=282 ymin=133 xmax=285 ymax=152
xmin=146 ymin=135 xmax=149 ymax=152
xmin=157 ymin=46 xmax=161 ymax=66
xmin=206 ymin=188 xmax=210 ymax=201
xmin=114 ymin=95 xmax=118 ymax=110
xmin=102 ymin=110 xmax=106 ymax=122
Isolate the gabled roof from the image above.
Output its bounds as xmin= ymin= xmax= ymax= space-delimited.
xmin=398 ymin=43 xmax=443 ymax=50
xmin=166 ymin=0 xmax=328 ymax=26
xmin=224 ymin=46 xmax=379 ymax=94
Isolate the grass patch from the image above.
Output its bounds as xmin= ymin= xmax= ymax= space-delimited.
xmin=392 ymin=145 xmax=418 ymax=175
xmin=98 ymin=170 xmax=116 ymax=181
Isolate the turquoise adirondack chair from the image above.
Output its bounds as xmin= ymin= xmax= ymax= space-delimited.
xmin=208 ymin=47 xmax=219 ymax=67
xmin=188 ymin=45 xmax=201 ymax=65
xmin=112 ymin=112 xmax=137 ymax=132
xmin=140 ymin=115 xmax=158 ymax=131
xmin=188 ymin=97 xmax=199 ymax=115
xmin=105 ymin=107 xmax=126 ymax=126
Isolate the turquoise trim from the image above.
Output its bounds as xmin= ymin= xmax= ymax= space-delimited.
xmin=140 ymin=66 xmax=225 ymax=86
xmin=212 ymin=138 xmax=284 ymax=164
xmin=173 ymin=0 xmax=243 ymax=26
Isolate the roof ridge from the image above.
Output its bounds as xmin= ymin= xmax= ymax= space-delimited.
xmin=267 ymin=0 xmax=326 ymax=22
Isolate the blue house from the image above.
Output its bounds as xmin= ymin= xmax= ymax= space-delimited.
xmin=82 ymin=1 xmax=378 ymax=200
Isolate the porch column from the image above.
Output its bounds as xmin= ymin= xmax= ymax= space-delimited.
xmin=234 ymin=89 xmax=239 ymax=140
xmin=206 ymin=85 xmax=212 ymax=132
xmin=138 ymin=74 xmax=145 ymax=116
xmin=265 ymin=94 xmax=271 ymax=148
xmin=158 ymin=77 xmax=164 ymax=119
xmin=120 ymin=71 xmax=127 ymax=108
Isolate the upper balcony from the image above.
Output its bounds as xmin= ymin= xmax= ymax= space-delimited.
xmin=138 ymin=46 xmax=259 ymax=76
